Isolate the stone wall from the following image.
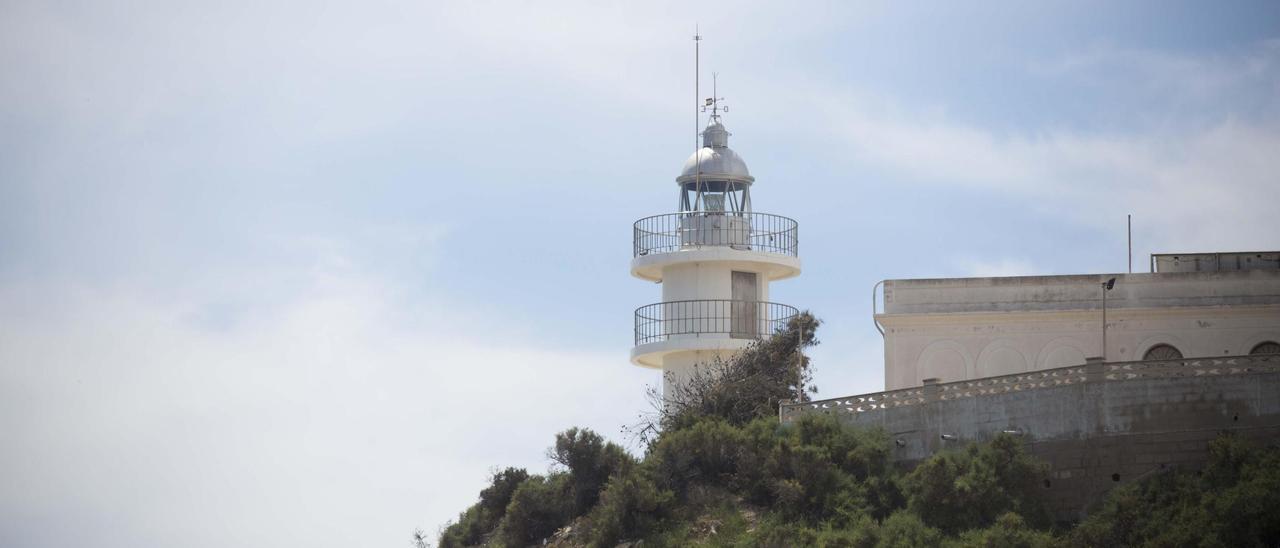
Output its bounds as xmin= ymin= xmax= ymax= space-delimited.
xmin=781 ymin=354 xmax=1280 ymax=521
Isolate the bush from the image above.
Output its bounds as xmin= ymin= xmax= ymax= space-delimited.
xmin=1069 ymin=434 xmax=1280 ymax=547
xmin=493 ymin=474 xmax=572 ymax=546
xmin=478 ymin=467 xmax=528 ymax=516
xmin=765 ymin=422 xmax=893 ymax=524
xmin=582 ymin=463 xmax=674 ymax=546
xmin=649 ymin=414 xmax=899 ymax=526
xmin=651 ymin=417 xmax=751 ymax=493
xmin=953 ymin=512 xmax=1059 ymax=548
xmin=904 ymin=434 xmax=1049 ymax=533
xmin=548 ymin=428 xmax=632 ymax=515
xmin=437 ymin=467 xmax=529 ymax=548
xmin=876 ymin=511 xmax=943 ymax=548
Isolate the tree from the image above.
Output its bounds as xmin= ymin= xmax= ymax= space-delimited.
xmin=656 ymin=312 xmax=821 ymax=433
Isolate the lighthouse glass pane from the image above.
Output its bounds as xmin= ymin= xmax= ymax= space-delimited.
xmin=704 ymin=194 xmax=725 ymax=212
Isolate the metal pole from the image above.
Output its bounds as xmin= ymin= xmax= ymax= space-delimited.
xmin=693 ymin=30 xmax=702 ymax=211
xmin=1128 ymin=214 xmax=1132 ymax=274
xmin=1102 ymin=283 xmax=1107 ymax=361
xmin=796 ymin=319 xmax=804 ymax=401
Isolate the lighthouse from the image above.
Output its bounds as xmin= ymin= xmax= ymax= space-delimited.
xmin=631 ymin=103 xmax=802 ymax=400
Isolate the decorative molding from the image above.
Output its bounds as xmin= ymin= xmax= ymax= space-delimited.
xmin=976 ymin=339 xmax=1029 ymax=377
xmin=781 ymin=354 xmax=1280 ymax=422
xmin=915 ymin=339 xmax=974 ymax=383
xmin=875 ymin=304 xmax=1280 ymax=328
xmin=1133 ymin=333 xmax=1189 ymax=363
xmin=1035 ymin=336 xmax=1090 ymax=369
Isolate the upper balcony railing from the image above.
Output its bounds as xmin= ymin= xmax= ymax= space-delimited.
xmin=635 ymin=299 xmax=799 ymax=346
xmin=633 ymin=212 xmax=798 ymax=258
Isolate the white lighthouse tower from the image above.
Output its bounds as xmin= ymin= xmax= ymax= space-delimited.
xmin=631 ymin=101 xmax=802 ymax=399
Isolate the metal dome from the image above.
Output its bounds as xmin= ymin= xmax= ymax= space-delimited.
xmin=677 ymin=116 xmax=753 ymax=184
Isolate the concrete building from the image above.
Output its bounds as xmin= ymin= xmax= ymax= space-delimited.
xmin=630 ymin=107 xmax=800 ymax=398
xmin=785 ymin=252 xmax=1280 ymax=520
xmin=875 ymin=254 xmax=1280 ymax=391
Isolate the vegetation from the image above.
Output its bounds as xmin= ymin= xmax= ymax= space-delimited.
xmin=430 ymin=314 xmax=1280 ymax=547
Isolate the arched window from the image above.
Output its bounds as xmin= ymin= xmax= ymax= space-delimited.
xmin=1251 ymin=341 xmax=1280 ymax=355
xmin=1143 ymin=344 xmax=1183 ymax=361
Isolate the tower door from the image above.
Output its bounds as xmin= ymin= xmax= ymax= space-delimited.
xmin=731 ymin=271 xmax=758 ymax=338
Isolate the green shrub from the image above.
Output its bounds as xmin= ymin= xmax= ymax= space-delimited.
xmin=651 ymin=417 xmax=750 ymax=493
xmin=548 ymin=427 xmax=632 ymax=515
xmin=875 ymin=511 xmax=943 ymax=548
xmin=753 ymin=516 xmax=822 ymax=547
xmin=953 ymin=512 xmax=1059 ymax=548
xmin=813 ymin=514 xmax=880 ymax=548
xmin=437 ymin=467 xmax=529 ymax=548
xmin=904 ymin=434 xmax=1049 ymax=533
xmin=493 ymin=474 xmax=572 ymax=546
xmin=478 ymin=467 xmax=528 ymax=516
xmin=582 ymin=463 xmax=674 ymax=546
xmin=776 ymin=415 xmax=901 ymax=521
xmin=1069 ymin=435 xmax=1280 ymax=548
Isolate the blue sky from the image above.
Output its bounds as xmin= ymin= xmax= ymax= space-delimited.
xmin=2 ymin=1 xmax=1278 ymax=546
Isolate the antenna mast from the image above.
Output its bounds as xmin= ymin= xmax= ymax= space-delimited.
xmin=693 ymin=28 xmax=702 ymax=211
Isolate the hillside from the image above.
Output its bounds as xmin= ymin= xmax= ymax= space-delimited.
xmin=428 ymin=316 xmax=1280 ymax=547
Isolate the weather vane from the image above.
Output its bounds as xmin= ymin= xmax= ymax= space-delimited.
xmin=702 ymin=72 xmax=727 ymax=117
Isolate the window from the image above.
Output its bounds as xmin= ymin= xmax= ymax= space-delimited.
xmin=1251 ymin=341 xmax=1280 ymax=355
xmin=703 ymin=194 xmax=725 ymax=212
xmin=1142 ymin=344 xmax=1183 ymax=361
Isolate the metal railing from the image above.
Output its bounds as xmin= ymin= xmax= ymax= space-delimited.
xmin=634 ymin=299 xmax=799 ymax=346
xmin=780 ymin=354 xmax=1280 ymax=422
xmin=633 ymin=212 xmax=798 ymax=258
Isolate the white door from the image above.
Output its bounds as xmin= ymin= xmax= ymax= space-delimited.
xmin=731 ymin=271 xmax=758 ymax=338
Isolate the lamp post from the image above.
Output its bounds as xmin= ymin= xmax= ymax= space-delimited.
xmin=1101 ymin=277 xmax=1116 ymax=361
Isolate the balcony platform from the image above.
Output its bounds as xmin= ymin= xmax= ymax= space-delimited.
xmin=632 ymin=299 xmax=798 ymax=368
xmin=631 ymin=211 xmax=801 ymax=282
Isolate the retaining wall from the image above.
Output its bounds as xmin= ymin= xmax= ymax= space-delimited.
xmin=781 ymin=355 xmax=1280 ymax=520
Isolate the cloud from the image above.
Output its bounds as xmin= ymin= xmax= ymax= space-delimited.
xmin=0 ymin=235 xmax=653 ymax=548
xmin=773 ymin=40 xmax=1280 ymax=254
xmin=1029 ymin=39 xmax=1280 ymax=115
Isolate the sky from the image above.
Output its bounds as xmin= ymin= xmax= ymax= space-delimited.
xmin=1 ymin=1 xmax=1278 ymax=546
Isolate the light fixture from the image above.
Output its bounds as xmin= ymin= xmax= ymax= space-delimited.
xmin=1101 ymin=277 xmax=1117 ymax=360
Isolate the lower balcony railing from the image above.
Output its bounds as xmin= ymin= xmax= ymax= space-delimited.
xmin=634 ymin=299 xmax=799 ymax=346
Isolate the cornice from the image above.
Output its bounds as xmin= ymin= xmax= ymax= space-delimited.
xmin=875 ymin=304 xmax=1280 ymax=328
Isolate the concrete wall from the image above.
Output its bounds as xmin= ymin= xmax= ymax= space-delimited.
xmin=782 ymin=355 xmax=1280 ymax=521
xmin=876 ymin=270 xmax=1280 ymax=390
xmin=1153 ymin=251 xmax=1280 ymax=273
xmin=882 ymin=270 xmax=1280 ymax=314
xmin=661 ymin=262 xmax=771 ymax=303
